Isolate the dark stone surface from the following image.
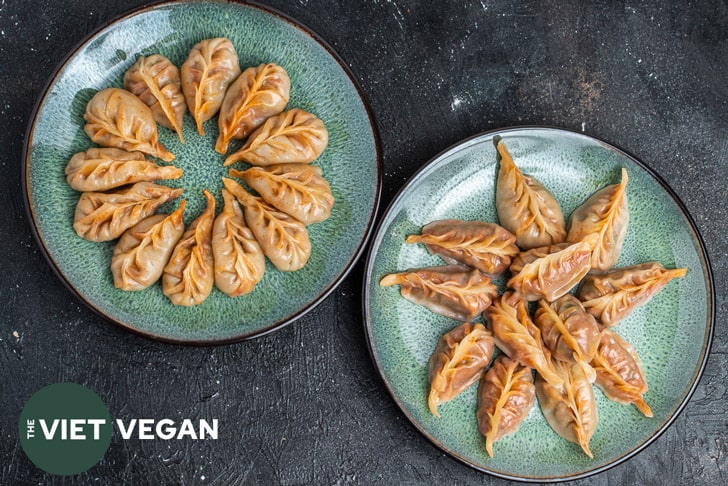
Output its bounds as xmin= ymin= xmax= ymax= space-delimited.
xmin=1 ymin=0 xmax=725 ymax=484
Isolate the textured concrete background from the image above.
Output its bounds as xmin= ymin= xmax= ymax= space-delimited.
xmin=1 ymin=0 xmax=725 ymax=484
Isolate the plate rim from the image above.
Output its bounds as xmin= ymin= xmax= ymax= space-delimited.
xmin=21 ymin=0 xmax=383 ymax=345
xmin=362 ymin=125 xmax=715 ymax=482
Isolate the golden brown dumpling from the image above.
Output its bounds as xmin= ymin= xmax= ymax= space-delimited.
xmin=65 ymin=147 xmax=182 ymax=192
xmin=427 ymin=322 xmax=494 ymax=416
xmin=111 ymin=201 xmax=186 ymax=290
xmin=567 ymin=168 xmax=629 ymax=271
xmin=591 ymin=328 xmax=653 ymax=417
xmin=223 ymin=109 xmax=328 ymax=166
xmin=162 ymin=190 xmax=215 ymax=306
xmin=476 ymin=355 xmax=535 ymax=457
xmin=484 ymin=291 xmax=563 ymax=387
xmin=405 ymin=220 xmax=519 ymax=276
xmin=212 ymin=188 xmax=265 ymax=297
xmin=507 ymin=234 xmax=598 ymax=302
xmin=124 ymin=54 xmax=186 ymax=142
xmin=495 ymin=139 xmax=566 ymax=250
xmin=577 ymin=262 xmax=688 ymax=326
xmin=73 ymin=182 xmax=183 ymax=242
xmin=181 ymin=37 xmax=241 ymax=135
xmin=215 ymin=63 xmax=290 ymax=154
xmin=536 ymin=359 xmax=598 ymax=458
xmin=83 ymin=88 xmax=174 ymax=161
xmin=379 ymin=265 xmax=499 ymax=322
xmin=222 ymin=177 xmax=311 ymax=272
xmin=229 ymin=164 xmax=334 ymax=225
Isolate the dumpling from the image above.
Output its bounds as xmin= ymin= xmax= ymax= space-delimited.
xmin=507 ymin=234 xmax=598 ymax=302
xmin=222 ymin=177 xmax=311 ymax=272
xmin=181 ymin=37 xmax=241 ymax=135
xmin=73 ymin=182 xmax=183 ymax=242
xmin=495 ymin=138 xmax=566 ymax=250
xmin=229 ymin=164 xmax=334 ymax=225
xmin=567 ymin=168 xmax=629 ymax=271
xmin=427 ymin=322 xmax=494 ymax=416
xmin=65 ymin=147 xmax=182 ymax=192
xmin=591 ymin=328 xmax=653 ymax=417
xmin=379 ymin=265 xmax=499 ymax=322
xmin=223 ymin=109 xmax=328 ymax=166
xmin=577 ymin=262 xmax=688 ymax=326
xmin=536 ymin=359 xmax=598 ymax=458
xmin=534 ymin=295 xmax=601 ymax=381
xmin=215 ymin=63 xmax=290 ymax=154
xmin=162 ymin=190 xmax=215 ymax=306
xmin=83 ymin=88 xmax=174 ymax=162
xmin=124 ymin=54 xmax=187 ymax=142
xmin=212 ymin=188 xmax=266 ymax=297
xmin=405 ymin=220 xmax=519 ymax=276
xmin=111 ymin=201 xmax=186 ymax=290
xmin=476 ymin=355 xmax=535 ymax=457
xmin=484 ymin=291 xmax=563 ymax=387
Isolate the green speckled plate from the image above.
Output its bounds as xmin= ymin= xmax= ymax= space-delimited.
xmin=363 ymin=127 xmax=713 ymax=481
xmin=23 ymin=0 xmax=381 ymax=343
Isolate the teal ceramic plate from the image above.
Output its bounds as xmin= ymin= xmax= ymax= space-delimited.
xmin=363 ymin=127 xmax=713 ymax=481
xmin=23 ymin=0 xmax=381 ymax=343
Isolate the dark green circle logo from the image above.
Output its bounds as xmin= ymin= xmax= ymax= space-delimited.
xmin=19 ymin=383 xmax=112 ymax=476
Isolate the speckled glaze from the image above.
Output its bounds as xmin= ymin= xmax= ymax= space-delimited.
xmin=363 ymin=128 xmax=713 ymax=481
xmin=24 ymin=0 xmax=380 ymax=343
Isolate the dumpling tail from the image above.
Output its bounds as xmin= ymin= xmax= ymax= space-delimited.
xmin=634 ymin=398 xmax=653 ymax=418
xmin=379 ymin=273 xmax=402 ymax=287
xmin=667 ymin=267 xmax=689 ymax=279
xmin=485 ymin=435 xmax=495 ymax=458
xmin=428 ymin=391 xmax=441 ymax=417
xmin=154 ymin=143 xmax=176 ymax=162
xmin=579 ymin=440 xmax=594 ymax=459
xmin=215 ymin=133 xmax=230 ymax=155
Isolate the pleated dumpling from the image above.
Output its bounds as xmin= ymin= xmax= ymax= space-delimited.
xmin=124 ymin=54 xmax=187 ymax=142
xmin=223 ymin=109 xmax=328 ymax=166
xmin=212 ymin=188 xmax=266 ymax=297
xmin=222 ymin=177 xmax=311 ymax=272
xmin=73 ymin=182 xmax=183 ymax=242
xmin=567 ymin=168 xmax=629 ymax=271
xmin=476 ymin=355 xmax=535 ymax=457
xmin=215 ymin=63 xmax=290 ymax=154
xmin=229 ymin=164 xmax=334 ymax=225
xmin=83 ymin=88 xmax=174 ymax=162
xmin=111 ymin=201 xmax=186 ymax=291
xmin=495 ymin=138 xmax=566 ymax=250
xmin=427 ymin=322 xmax=495 ymax=416
xmin=181 ymin=37 xmax=241 ymax=135
xmin=65 ymin=147 xmax=182 ymax=192
xmin=162 ymin=190 xmax=216 ymax=306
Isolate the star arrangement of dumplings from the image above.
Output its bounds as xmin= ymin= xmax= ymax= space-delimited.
xmin=66 ymin=37 xmax=334 ymax=307
xmin=380 ymin=138 xmax=688 ymax=459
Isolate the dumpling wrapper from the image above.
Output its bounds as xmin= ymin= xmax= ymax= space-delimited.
xmin=484 ymin=291 xmax=563 ymax=388
xmin=181 ymin=37 xmax=241 ymax=136
xmin=222 ymin=177 xmax=311 ymax=272
xmin=83 ymin=87 xmax=174 ymax=162
xmin=111 ymin=201 xmax=186 ymax=290
xmin=591 ymin=328 xmax=653 ymax=417
xmin=216 ymin=63 xmax=290 ymax=154
xmin=73 ymin=182 xmax=183 ymax=242
xmin=577 ymin=262 xmax=688 ymax=326
xmin=495 ymin=138 xmax=566 ymax=250
xmin=65 ymin=147 xmax=182 ymax=192
xmin=162 ymin=190 xmax=215 ymax=306
xmin=230 ymin=164 xmax=334 ymax=225
xmin=212 ymin=188 xmax=266 ymax=297
xmin=476 ymin=355 xmax=535 ymax=458
xmin=223 ymin=109 xmax=328 ymax=166
xmin=124 ymin=54 xmax=187 ymax=143
xmin=379 ymin=265 xmax=499 ymax=322
xmin=567 ymin=168 xmax=629 ymax=271
xmin=428 ymin=322 xmax=495 ymax=417
xmin=406 ymin=219 xmax=519 ymax=276
xmin=536 ymin=359 xmax=598 ymax=458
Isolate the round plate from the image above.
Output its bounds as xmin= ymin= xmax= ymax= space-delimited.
xmin=363 ymin=127 xmax=713 ymax=481
xmin=23 ymin=0 xmax=381 ymax=343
